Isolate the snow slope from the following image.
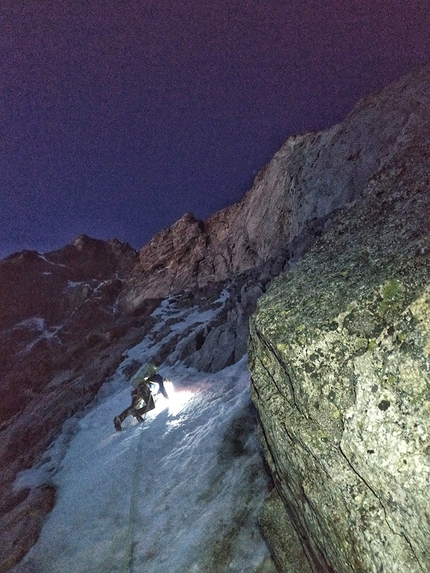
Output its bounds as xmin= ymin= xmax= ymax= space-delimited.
xmin=12 ymin=300 xmax=276 ymax=573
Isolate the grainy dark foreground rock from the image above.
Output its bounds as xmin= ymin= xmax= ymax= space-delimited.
xmin=250 ymin=142 xmax=430 ymax=572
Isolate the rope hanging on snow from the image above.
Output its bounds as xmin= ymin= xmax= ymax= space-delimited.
xmin=122 ymin=401 xmax=151 ymax=573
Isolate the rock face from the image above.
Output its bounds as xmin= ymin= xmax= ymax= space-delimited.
xmin=0 ymin=235 xmax=137 ymax=330
xmin=119 ymin=63 xmax=430 ymax=313
xmin=249 ymin=134 xmax=430 ymax=568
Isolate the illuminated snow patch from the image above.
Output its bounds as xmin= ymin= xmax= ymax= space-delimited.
xmin=13 ymin=358 xmax=276 ymax=573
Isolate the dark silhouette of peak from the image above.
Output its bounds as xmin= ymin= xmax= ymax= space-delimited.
xmin=0 ymin=236 xmax=138 ymax=331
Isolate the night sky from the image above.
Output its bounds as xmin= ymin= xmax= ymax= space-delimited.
xmin=1 ymin=1 xmax=429 ymax=259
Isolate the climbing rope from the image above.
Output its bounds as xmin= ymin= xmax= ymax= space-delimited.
xmin=122 ymin=400 xmax=151 ymax=573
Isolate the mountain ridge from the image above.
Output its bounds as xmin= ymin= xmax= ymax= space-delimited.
xmin=119 ymin=62 xmax=430 ymax=312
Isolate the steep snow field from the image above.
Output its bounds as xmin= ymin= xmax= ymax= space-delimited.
xmin=12 ymin=300 xmax=277 ymax=573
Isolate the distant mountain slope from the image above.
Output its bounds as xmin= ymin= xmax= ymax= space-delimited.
xmin=0 ymin=235 xmax=137 ymax=330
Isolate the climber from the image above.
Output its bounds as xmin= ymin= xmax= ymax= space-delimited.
xmin=147 ymin=372 xmax=169 ymax=399
xmin=113 ymin=373 xmax=169 ymax=431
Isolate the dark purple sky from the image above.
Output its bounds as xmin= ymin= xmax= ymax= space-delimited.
xmin=1 ymin=0 xmax=429 ymax=259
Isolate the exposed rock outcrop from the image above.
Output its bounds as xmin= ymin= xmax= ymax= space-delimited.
xmin=119 ymin=63 xmax=430 ymax=313
xmin=249 ymin=141 xmax=430 ymax=569
xmin=0 ymin=235 xmax=137 ymax=331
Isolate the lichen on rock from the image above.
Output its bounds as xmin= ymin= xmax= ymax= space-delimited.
xmin=249 ymin=142 xmax=430 ymax=572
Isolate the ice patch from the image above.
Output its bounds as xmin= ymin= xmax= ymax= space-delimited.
xmin=16 ymin=317 xmax=46 ymax=331
xmin=36 ymin=253 xmax=66 ymax=267
xmin=67 ymin=280 xmax=88 ymax=288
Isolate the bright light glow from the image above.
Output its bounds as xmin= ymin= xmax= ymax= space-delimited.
xmin=164 ymin=380 xmax=174 ymax=395
xmin=164 ymin=381 xmax=194 ymax=417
